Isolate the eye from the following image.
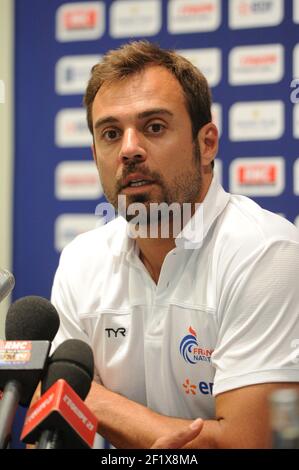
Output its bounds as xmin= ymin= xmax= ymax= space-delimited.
xmin=147 ymin=123 xmax=165 ymax=134
xmin=102 ymin=128 xmax=121 ymax=142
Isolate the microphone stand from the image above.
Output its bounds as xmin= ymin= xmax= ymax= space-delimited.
xmin=36 ymin=429 xmax=63 ymax=449
xmin=0 ymin=380 xmax=22 ymax=449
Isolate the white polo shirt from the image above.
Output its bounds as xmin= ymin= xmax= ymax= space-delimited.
xmin=51 ymin=175 xmax=299 ymax=420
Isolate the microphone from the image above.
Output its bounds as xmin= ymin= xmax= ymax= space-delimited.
xmin=41 ymin=338 xmax=94 ymax=399
xmin=0 ymin=269 xmax=15 ymax=303
xmin=21 ymin=339 xmax=97 ymax=449
xmin=0 ymin=296 xmax=60 ymax=449
xmin=5 ymin=295 xmax=60 ymax=342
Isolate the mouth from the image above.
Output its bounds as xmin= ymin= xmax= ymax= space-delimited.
xmin=120 ymin=174 xmax=156 ymax=192
xmin=121 ymin=180 xmax=155 ymax=195
xmin=125 ymin=179 xmax=153 ymax=188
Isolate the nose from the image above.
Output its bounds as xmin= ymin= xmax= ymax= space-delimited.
xmin=118 ymin=128 xmax=146 ymax=165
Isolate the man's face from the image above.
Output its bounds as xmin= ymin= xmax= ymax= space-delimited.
xmin=91 ymin=66 xmax=205 ymax=217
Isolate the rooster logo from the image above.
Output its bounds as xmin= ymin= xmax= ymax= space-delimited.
xmin=179 ymin=326 xmax=198 ymax=365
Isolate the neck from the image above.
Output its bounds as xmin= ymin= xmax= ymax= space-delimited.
xmin=137 ymin=237 xmax=176 ymax=284
xmin=136 ymin=171 xmax=213 ymax=283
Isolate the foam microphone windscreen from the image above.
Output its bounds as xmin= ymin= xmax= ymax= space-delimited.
xmin=1 ymin=297 xmax=60 ymax=407
xmin=5 ymin=296 xmax=60 ymax=341
xmin=41 ymin=339 xmax=94 ymax=400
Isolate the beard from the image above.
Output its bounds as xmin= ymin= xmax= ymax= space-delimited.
xmin=98 ymin=140 xmax=202 ymax=228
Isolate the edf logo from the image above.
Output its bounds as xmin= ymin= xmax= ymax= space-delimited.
xmin=183 ymin=378 xmax=214 ymax=396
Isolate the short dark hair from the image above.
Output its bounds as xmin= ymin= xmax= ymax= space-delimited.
xmin=84 ymin=40 xmax=212 ymax=141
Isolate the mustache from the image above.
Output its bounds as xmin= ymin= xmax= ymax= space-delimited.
xmin=116 ymin=164 xmax=164 ymax=191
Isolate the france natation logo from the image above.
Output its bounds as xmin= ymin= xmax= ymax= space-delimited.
xmin=179 ymin=326 xmax=214 ymax=365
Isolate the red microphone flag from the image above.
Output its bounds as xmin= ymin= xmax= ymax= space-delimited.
xmin=21 ymin=379 xmax=98 ymax=448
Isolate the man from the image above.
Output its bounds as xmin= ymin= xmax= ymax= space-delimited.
xmin=151 ymin=418 xmax=203 ymax=449
xmin=51 ymin=40 xmax=299 ymax=448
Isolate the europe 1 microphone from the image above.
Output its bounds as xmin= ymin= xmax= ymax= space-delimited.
xmin=21 ymin=339 xmax=97 ymax=449
xmin=0 ymin=296 xmax=60 ymax=449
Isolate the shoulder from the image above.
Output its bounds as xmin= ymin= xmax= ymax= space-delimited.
xmin=215 ymin=194 xmax=299 ymax=252
xmin=227 ymin=194 xmax=298 ymax=241
xmin=58 ymin=216 xmax=128 ymax=273
xmin=210 ymin=194 xmax=299 ymax=285
xmin=52 ymin=216 xmax=129 ymax=313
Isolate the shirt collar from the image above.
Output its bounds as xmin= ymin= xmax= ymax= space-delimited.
xmin=175 ymin=173 xmax=230 ymax=250
xmin=107 ymin=173 xmax=230 ymax=256
xmin=107 ymin=216 xmax=133 ymax=257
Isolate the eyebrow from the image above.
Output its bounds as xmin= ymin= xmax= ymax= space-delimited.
xmin=94 ymin=108 xmax=174 ymax=130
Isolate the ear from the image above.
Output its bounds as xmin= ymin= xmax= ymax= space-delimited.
xmin=197 ymin=122 xmax=218 ymax=168
xmin=91 ymin=142 xmax=97 ymax=164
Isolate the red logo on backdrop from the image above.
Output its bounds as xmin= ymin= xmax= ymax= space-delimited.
xmin=61 ymin=175 xmax=98 ymax=186
xmin=180 ymin=3 xmax=215 ymax=15
xmin=238 ymin=164 xmax=277 ymax=185
xmin=241 ymin=54 xmax=277 ymax=66
xmin=239 ymin=1 xmax=250 ymax=15
xmin=64 ymin=9 xmax=97 ymax=30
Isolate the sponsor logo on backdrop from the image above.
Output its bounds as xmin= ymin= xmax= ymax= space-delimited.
xmin=211 ymin=103 xmax=222 ymax=137
xmin=168 ymin=0 xmax=221 ymax=34
xmin=110 ymin=0 xmax=161 ymax=38
xmin=229 ymin=0 xmax=283 ymax=29
xmin=55 ymin=161 xmax=103 ymax=200
xmin=55 ymin=55 xmax=101 ymax=95
xmin=55 ymin=109 xmax=92 ymax=147
xmin=293 ymin=104 xmax=299 ymax=138
xmin=55 ymin=214 xmax=100 ymax=252
xmin=229 ymin=157 xmax=285 ymax=196
xmin=56 ymin=2 xmax=105 ymax=42
xmin=294 ymin=159 xmax=299 ymax=195
xmin=293 ymin=43 xmax=299 ymax=81
xmin=0 ymin=80 xmax=4 ymax=104
xmin=177 ymin=48 xmax=221 ymax=87
xmin=229 ymin=44 xmax=284 ymax=85
xmin=229 ymin=101 xmax=284 ymax=141
xmin=294 ymin=0 xmax=299 ymax=24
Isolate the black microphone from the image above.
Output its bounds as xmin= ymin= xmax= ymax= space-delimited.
xmin=0 ymin=296 xmax=60 ymax=449
xmin=5 ymin=295 xmax=60 ymax=342
xmin=0 ymin=269 xmax=15 ymax=303
xmin=41 ymin=338 xmax=94 ymax=398
xmin=21 ymin=339 xmax=97 ymax=449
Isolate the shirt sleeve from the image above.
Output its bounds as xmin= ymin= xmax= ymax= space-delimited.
xmin=212 ymin=239 xmax=299 ymax=396
xmin=50 ymin=247 xmax=92 ymax=351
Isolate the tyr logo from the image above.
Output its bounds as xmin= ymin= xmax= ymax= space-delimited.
xmin=105 ymin=328 xmax=126 ymax=338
